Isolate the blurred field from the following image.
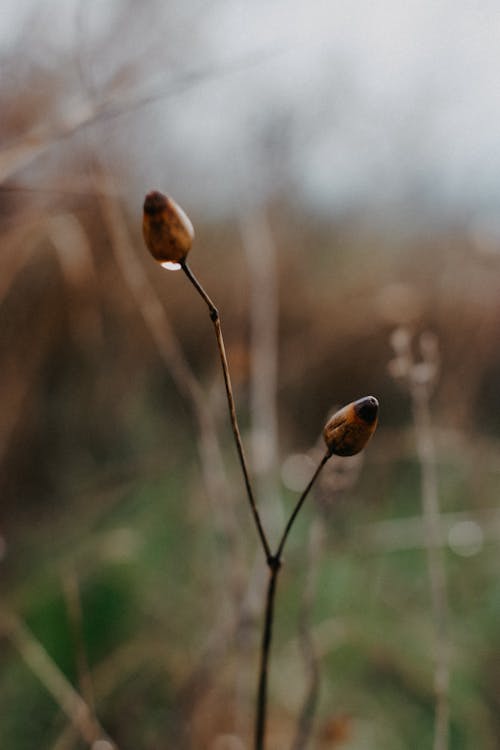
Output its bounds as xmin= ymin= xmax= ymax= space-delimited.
xmin=2 ymin=4 xmax=500 ymax=750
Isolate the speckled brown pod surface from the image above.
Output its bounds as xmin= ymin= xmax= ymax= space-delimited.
xmin=143 ymin=190 xmax=194 ymax=264
xmin=323 ymin=396 xmax=379 ymax=457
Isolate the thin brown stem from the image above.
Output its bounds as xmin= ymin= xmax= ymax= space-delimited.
xmin=0 ymin=612 xmax=115 ymax=748
xmin=276 ymin=454 xmax=330 ymax=561
xmin=255 ymin=455 xmax=330 ymax=750
xmin=181 ymin=260 xmax=271 ymax=560
xmin=255 ymin=558 xmax=281 ymax=750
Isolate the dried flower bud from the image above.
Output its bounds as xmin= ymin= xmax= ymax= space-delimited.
xmin=323 ymin=396 xmax=379 ymax=457
xmin=143 ymin=190 xmax=194 ymax=266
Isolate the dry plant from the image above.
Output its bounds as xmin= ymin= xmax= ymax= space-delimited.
xmin=389 ymin=327 xmax=450 ymax=750
xmin=142 ymin=190 xmax=380 ymax=749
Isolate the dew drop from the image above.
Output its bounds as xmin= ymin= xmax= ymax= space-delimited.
xmin=161 ymin=261 xmax=181 ymax=271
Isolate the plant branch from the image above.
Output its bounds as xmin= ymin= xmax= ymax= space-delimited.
xmin=181 ymin=260 xmax=271 ymax=560
xmin=276 ymin=454 xmax=330 ymax=561
xmin=255 ymin=558 xmax=280 ymax=750
xmin=255 ymin=454 xmax=329 ymax=750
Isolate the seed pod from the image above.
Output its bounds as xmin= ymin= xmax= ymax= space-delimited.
xmin=143 ymin=190 xmax=194 ymax=265
xmin=323 ymin=396 xmax=379 ymax=457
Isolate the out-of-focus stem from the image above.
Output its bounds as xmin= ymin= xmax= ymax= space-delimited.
xmin=240 ymin=205 xmax=281 ymax=532
xmin=0 ymin=612 xmax=115 ymax=748
xmin=62 ymin=567 xmax=96 ymax=720
xmin=412 ymin=383 xmax=449 ymax=750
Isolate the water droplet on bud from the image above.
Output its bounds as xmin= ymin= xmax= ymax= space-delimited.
xmin=161 ymin=261 xmax=182 ymax=271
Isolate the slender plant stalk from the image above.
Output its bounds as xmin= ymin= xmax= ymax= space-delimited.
xmin=276 ymin=454 xmax=330 ymax=561
xmin=255 ymin=559 xmax=281 ymax=750
xmin=255 ymin=455 xmax=330 ymax=750
xmin=412 ymin=383 xmax=449 ymax=750
xmin=181 ymin=260 xmax=272 ymax=561
xmin=181 ymin=260 xmax=331 ymax=749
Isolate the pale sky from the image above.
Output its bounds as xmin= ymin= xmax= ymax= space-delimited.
xmin=2 ymin=0 xmax=500 ymax=225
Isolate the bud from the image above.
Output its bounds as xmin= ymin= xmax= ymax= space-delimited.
xmin=323 ymin=396 xmax=379 ymax=457
xmin=143 ymin=190 xmax=194 ymax=265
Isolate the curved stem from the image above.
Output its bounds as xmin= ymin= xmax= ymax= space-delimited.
xmin=181 ymin=260 xmax=271 ymax=560
xmin=182 ymin=259 xmax=331 ymax=749
xmin=276 ymin=453 xmax=330 ymax=561
xmin=255 ymin=559 xmax=280 ymax=750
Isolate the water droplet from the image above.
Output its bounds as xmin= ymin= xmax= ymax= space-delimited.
xmin=161 ymin=261 xmax=181 ymax=271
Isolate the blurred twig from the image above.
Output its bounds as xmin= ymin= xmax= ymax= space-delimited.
xmin=240 ymin=204 xmax=282 ymax=535
xmin=0 ymin=612 xmax=116 ymax=749
xmin=389 ymin=329 xmax=450 ymax=750
xmin=412 ymin=379 xmax=450 ymax=750
xmin=358 ymin=508 xmax=500 ymax=552
xmin=234 ymin=203 xmax=282 ymax=736
xmin=0 ymin=282 xmax=55 ymax=468
xmin=0 ymin=47 xmax=285 ymax=185
xmin=0 ymin=219 xmax=40 ymax=306
xmin=62 ymin=566 xmax=96 ymax=721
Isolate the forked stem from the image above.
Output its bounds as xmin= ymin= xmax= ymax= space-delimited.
xmin=181 ymin=260 xmax=271 ymax=560
xmin=181 ymin=259 xmax=330 ymax=750
xmin=255 ymin=454 xmax=329 ymax=750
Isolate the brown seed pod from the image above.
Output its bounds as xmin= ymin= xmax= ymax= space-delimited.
xmin=323 ymin=396 xmax=379 ymax=457
xmin=143 ymin=190 xmax=194 ymax=265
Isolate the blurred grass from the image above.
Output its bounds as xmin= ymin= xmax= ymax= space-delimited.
xmin=2 ymin=442 xmax=499 ymax=747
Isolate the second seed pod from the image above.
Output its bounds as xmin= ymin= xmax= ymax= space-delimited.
xmin=323 ymin=396 xmax=379 ymax=457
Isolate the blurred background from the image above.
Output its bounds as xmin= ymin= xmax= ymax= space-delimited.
xmin=1 ymin=1 xmax=500 ymax=748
